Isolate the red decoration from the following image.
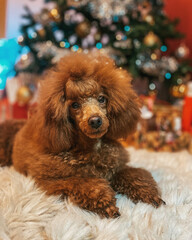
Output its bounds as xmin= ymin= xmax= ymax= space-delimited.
xmin=182 ymin=96 xmax=192 ymax=134
xmin=12 ymin=102 xmax=28 ymax=119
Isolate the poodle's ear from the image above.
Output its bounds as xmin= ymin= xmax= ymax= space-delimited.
xmin=43 ymin=97 xmax=74 ymax=153
xmin=38 ymin=74 xmax=74 ymax=153
xmin=96 ymin=62 xmax=141 ymax=140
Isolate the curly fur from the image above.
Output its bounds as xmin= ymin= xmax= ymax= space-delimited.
xmin=0 ymin=53 xmax=164 ymax=218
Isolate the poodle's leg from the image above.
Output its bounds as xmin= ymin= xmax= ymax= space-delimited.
xmin=36 ymin=177 xmax=120 ymax=218
xmin=111 ymin=167 xmax=165 ymax=207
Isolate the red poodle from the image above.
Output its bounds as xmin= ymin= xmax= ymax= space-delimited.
xmin=0 ymin=54 xmax=165 ymax=218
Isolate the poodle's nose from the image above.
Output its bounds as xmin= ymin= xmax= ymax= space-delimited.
xmin=88 ymin=116 xmax=102 ymax=129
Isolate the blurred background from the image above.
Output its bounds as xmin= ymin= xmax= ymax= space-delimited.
xmin=0 ymin=0 xmax=192 ymax=153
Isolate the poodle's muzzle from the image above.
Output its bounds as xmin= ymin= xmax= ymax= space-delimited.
xmin=76 ymin=98 xmax=109 ymax=139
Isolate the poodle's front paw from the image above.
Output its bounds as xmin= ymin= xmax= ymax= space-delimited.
xmin=147 ymin=195 xmax=166 ymax=208
xmin=95 ymin=201 xmax=120 ymax=218
xmin=138 ymin=193 xmax=166 ymax=208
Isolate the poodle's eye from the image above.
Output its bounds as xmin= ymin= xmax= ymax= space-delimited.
xmin=71 ymin=102 xmax=80 ymax=109
xmin=98 ymin=96 xmax=107 ymax=104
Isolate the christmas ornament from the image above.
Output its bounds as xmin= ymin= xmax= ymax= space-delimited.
xmin=171 ymin=84 xmax=187 ymax=98
xmin=16 ymin=86 xmax=33 ymax=106
xmin=175 ymin=43 xmax=190 ymax=59
xmin=75 ymin=21 xmax=91 ymax=38
xmin=143 ymin=32 xmax=161 ymax=46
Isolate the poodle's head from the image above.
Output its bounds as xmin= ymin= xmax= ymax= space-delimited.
xmin=39 ymin=53 xmax=140 ymax=152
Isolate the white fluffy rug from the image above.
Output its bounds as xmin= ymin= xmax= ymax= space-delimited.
xmin=0 ymin=148 xmax=192 ymax=240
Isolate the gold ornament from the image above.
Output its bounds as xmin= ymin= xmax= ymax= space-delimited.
xmin=75 ymin=21 xmax=91 ymax=38
xmin=171 ymin=84 xmax=187 ymax=98
xmin=17 ymin=86 xmax=33 ymax=106
xmin=143 ymin=15 xmax=155 ymax=25
xmin=143 ymin=32 xmax=161 ymax=47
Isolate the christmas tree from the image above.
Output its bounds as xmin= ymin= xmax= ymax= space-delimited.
xmin=15 ymin=0 xmax=192 ymax=102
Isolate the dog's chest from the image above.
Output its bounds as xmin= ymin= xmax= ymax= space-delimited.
xmin=61 ymin=140 xmax=128 ymax=180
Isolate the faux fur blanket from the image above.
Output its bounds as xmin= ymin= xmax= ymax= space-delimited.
xmin=0 ymin=148 xmax=192 ymax=240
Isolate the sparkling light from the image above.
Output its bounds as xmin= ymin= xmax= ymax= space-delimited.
xmin=161 ymin=45 xmax=167 ymax=52
xmin=149 ymin=83 xmax=156 ymax=90
xmin=60 ymin=41 xmax=65 ymax=48
xmin=96 ymin=42 xmax=102 ymax=49
xmin=165 ymin=72 xmax=171 ymax=79
xmin=116 ymin=34 xmax=122 ymax=41
xmin=177 ymin=78 xmax=182 ymax=84
xmin=21 ymin=54 xmax=28 ymax=61
xmin=72 ymin=45 xmax=79 ymax=52
xmin=32 ymin=32 xmax=37 ymax=38
xmin=65 ymin=42 xmax=70 ymax=48
xmin=124 ymin=25 xmax=130 ymax=32
xmin=18 ymin=35 xmax=24 ymax=43
xmin=151 ymin=53 xmax=157 ymax=60
xmin=113 ymin=16 xmax=119 ymax=22
xmin=135 ymin=59 xmax=141 ymax=66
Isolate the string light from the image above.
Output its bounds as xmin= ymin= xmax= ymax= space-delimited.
xmin=21 ymin=54 xmax=28 ymax=61
xmin=65 ymin=42 xmax=70 ymax=48
xmin=124 ymin=25 xmax=130 ymax=32
xmin=161 ymin=45 xmax=167 ymax=52
xmin=32 ymin=32 xmax=37 ymax=38
xmin=135 ymin=59 xmax=141 ymax=66
xmin=113 ymin=16 xmax=119 ymax=22
xmin=18 ymin=36 xmax=24 ymax=44
xmin=72 ymin=45 xmax=79 ymax=52
xmin=60 ymin=41 xmax=65 ymax=48
xmin=151 ymin=53 xmax=157 ymax=60
xmin=149 ymin=83 xmax=156 ymax=90
xmin=165 ymin=72 xmax=171 ymax=79
xmin=177 ymin=78 xmax=182 ymax=84
xmin=116 ymin=34 xmax=122 ymax=41
xmin=96 ymin=42 xmax=102 ymax=49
